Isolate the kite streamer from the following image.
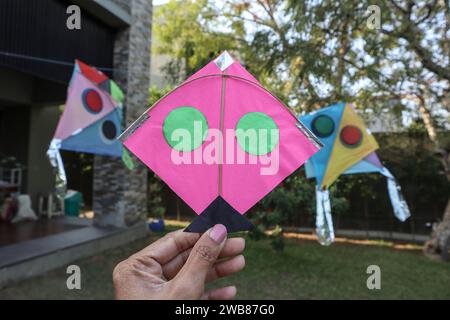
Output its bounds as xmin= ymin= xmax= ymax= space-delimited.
xmin=381 ymin=167 xmax=411 ymax=222
xmin=315 ymin=187 xmax=335 ymax=245
xmin=47 ymin=139 xmax=67 ymax=199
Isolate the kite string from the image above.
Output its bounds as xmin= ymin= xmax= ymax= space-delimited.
xmin=0 ymin=50 xmax=127 ymax=73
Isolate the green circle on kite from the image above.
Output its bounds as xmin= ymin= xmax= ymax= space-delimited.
xmin=311 ymin=115 xmax=334 ymax=138
xmin=163 ymin=106 xmax=208 ymax=152
xmin=235 ymin=112 xmax=279 ymax=156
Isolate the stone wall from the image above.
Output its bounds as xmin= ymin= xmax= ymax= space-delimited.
xmin=93 ymin=0 xmax=152 ymax=227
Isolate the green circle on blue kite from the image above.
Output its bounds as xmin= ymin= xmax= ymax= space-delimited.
xmin=163 ymin=106 xmax=208 ymax=152
xmin=311 ymin=115 xmax=334 ymax=138
xmin=235 ymin=112 xmax=279 ymax=156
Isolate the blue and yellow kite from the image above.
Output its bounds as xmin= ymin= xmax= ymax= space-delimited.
xmin=300 ymin=102 xmax=410 ymax=245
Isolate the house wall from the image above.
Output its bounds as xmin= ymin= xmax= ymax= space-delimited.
xmin=0 ymin=0 xmax=115 ymax=84
xmin=0 ymin=0 xmax=127 ymax=213
xmin=0 ymin=68 xmax=33 ymax=105
xmin=93 ymin=0 xmax=152 ymax=227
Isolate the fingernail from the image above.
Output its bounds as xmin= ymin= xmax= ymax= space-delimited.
xmin=209 ymin=224 xmax=227 ymax=244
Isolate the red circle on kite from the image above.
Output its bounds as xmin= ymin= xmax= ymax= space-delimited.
xmin=340 ymin=125 xmax=362 ymax=147
xmin=82 ymin=89 xmax=103 ymax=114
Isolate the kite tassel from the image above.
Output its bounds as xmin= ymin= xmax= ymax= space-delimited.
xmin=381 ymin=168 xmax=411 ymax=222
xmin=315 ymin=186 xmax=335 ymax=246
xmin=47 ymin=139 xmax=67 ymax=200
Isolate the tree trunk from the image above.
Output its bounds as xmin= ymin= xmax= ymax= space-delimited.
xmin=335 ymin=21 xmax=349 ymax=98
xmin=424 ymin=198 xmax=450 ymax=261
xmin=419 ymin=96 xmax=450 ymax=260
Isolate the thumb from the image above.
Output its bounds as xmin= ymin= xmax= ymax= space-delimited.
xmin=174 ymin=224 xmax=227 ymax=285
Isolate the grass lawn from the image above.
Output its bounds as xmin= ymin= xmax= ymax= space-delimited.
xmin=0 ymin=229 xmax=449 ymax=299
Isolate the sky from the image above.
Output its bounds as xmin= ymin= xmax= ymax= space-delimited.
xmin=153 ymin=0 xmax=169 ymax=5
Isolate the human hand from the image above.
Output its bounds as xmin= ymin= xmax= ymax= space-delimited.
xmin=113 ymin=224 xmax=246 ymax=300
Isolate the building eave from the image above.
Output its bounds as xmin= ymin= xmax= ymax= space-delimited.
xmin=70 ymin=0 xmax=132 ymax=28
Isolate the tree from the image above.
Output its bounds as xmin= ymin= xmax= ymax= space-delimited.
xmin=232 ymin=0 xmax=449 ymax=259
xmin=154 ymin=0 xmax=240 ymax=84
xmin=368 ymin=0 xmax=450 ymax=259
xmin=154 ymin=0 xmax=449 ymax=258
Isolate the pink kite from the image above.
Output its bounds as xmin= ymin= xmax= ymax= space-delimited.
xmin=120 ymin=52 xmax=321 ymax=232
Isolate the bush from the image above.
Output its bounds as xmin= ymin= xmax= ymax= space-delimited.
xmin=248 ymin=169 xmax=349 ymax=251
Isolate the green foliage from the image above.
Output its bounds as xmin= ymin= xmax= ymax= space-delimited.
xmin=148 ymin=85 xmax=172 ymax=105
xmin=248 ymin=170 xmax=349 ymax=251
xmin=333 ymin=132 xmax=449 ymax=232
xmin=147 ymin=173 xmax=165 ymax=219
xmin=154 ymin=0 xmax=239 ymax=84
xmin=376 ymin=133 xmax=449 ymax=220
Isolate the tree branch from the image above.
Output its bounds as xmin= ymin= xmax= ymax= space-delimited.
xmin=385 ymin=1 xmax=450 ymax=81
